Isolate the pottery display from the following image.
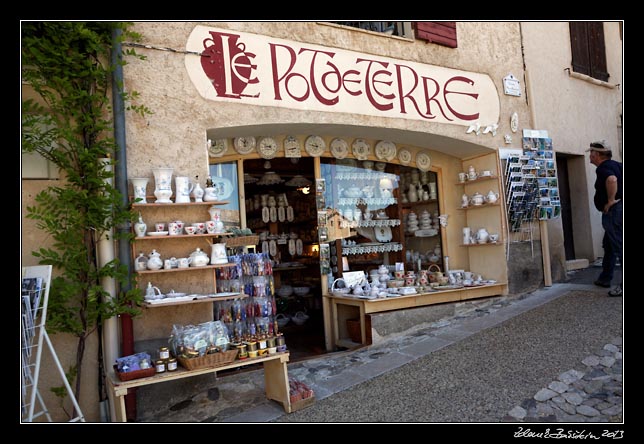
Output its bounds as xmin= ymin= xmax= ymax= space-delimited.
xmin=130 ymin=177 xmax=149 ymax=203
xmin=189 ymin=247 xmax=210 ymax=267
xmin=210 ymin=243 xmax=228 ymax=265
xmin=175 ymin=176 xmax=194 ymax=203
xmin=134 ymin=212 xmax=147 ymax=238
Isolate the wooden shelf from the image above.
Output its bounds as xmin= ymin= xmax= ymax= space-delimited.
xmin=144 ymin=293 xmax=248 ymax=308
xmin=456 ymin=175 xmax=498 ymax=185
xmin=402 ymin=199 xmax=438 ymax=208
xmin=460 ymin=242 xmax=503 ymax=247
xmin=136 ymin=263 xmax=236 ymax=274
xmin=132 ymin=200 xmax=230 ymax=208
xmin=134 ymin=232 xmax=233 ymax=240
xmin=456 ymin=202 xmax=501 ymax=210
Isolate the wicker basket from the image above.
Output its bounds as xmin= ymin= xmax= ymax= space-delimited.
xmin=225 ymin=235 xmax=260 ymax=248
xmin=114 ymin=365 xmax=156 ymax=381
xmin=176 ymin=349 xmax=238 ymax=370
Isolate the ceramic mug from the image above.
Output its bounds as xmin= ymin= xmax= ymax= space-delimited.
xmin=155 ymin=222 xmax=165 ymax=232
xmin=168 ymin=222 xmax=180 ymax=236
xmin=458 ymin=172 xmax=467 ymax=183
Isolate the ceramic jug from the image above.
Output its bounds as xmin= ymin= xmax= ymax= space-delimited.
xmin=407 ymin=184 xmax=419 ymax=203
xmin=145 ymin=282 xmax=163 ymax=301
xmin=134 ymin=212 xmax=147 ymax=238
xmin=208 ymin=206 xmax=225 ymax=232
xmin=174 ymin=176 xmax=194 ymax=203
xmin=210 ymin=243 xmax=228 ymax=265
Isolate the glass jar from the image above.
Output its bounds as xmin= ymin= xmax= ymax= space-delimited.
xmin=166 ymin=357 xmax=178 ymax=372
xmin=155 ymin=359 xmax=166 ymax=373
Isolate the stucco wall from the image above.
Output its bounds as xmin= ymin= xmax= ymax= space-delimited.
xmin=521 ymin=22 xmax=623 ymax=263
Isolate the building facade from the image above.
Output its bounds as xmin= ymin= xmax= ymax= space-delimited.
xmin=21 ymin=21 xmax=622 ymax=422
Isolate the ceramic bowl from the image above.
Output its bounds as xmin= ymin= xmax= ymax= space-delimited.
xmin=293 ymin=286 xmax=310 ymax=296
xmin=277 ymin=286 xmax=293 ymax=297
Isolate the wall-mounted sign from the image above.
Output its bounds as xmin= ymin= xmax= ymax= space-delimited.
xmin=503 ymin=74 xmax=521 ymax=97
xmin=186 ymin=25 xmax=500 ymax=127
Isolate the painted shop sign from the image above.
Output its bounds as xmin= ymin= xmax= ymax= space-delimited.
xmin=185 ymin=25 xmax=500 ymax=126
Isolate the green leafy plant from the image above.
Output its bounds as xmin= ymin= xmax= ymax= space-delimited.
xmin=21 ymin=21 xmax=150 ymax=416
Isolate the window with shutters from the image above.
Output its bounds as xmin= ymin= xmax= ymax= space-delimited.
xmin=414 ymin=22 xmax=457 ymax=48
xmin=330 ymin=22 xmax=413 ymax=38
xmin=569 ymin=22 xmax=609 ymax=82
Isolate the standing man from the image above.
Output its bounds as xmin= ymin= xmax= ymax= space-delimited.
xmin=587 ymin=141 xmax=623 ymax=297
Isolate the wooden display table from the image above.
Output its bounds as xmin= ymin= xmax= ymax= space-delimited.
xmin=106 ymin=352 xmax=292 ymax=422
xmin=326 ymin=283 xmax=507 ymax=348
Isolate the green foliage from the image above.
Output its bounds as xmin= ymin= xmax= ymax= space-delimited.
xmin=22 ymin=21 xmax=150 ymax=407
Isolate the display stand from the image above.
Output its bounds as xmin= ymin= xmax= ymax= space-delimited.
xmin=21 ymin=265 xmax=85 ymax=422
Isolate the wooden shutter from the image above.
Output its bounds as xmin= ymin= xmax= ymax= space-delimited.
xmin=569 ymin=22 xmax=590 ymax=76
xmin=569 ymin=22 xmax=609 ymax=82
xmin=415 ymin=22 xmax=457 ymax=48
xmin=588 ymin=22 xmax=609 ymax=82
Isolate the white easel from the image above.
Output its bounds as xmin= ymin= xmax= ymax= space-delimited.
xmin=21 ymin=265 xmax=85 ymax=422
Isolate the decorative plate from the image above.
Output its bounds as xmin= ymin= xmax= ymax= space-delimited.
xmin=207 ymin=138 xmax=228 ymax=157
xmin=233 ymin=136 xmax=256 ymax=155
xmin=284 ymin=135 xmax=302 ymax=158
xmin=510 ymin=112 xmax=519 ymax=133
xmin=147 ymin=231 xmax=169 ymax=236
xmin=374 ymin=226 xmax=393 ymax=243
xmin=352 ymin=138 xmax=371 ymax=160
xmin=330 ymin=138 xmax=349 ymax=159
xmin=398 ymin=148 xmax=412 ymax=165
xmin=210 ymin=176 xmax=234 ymax=199
xmin=416 ymin=151 xmax=432 ymax=172
xmin=375 ymin=140 xmax=397 ymax=161
xmin=258 ymin=136 xmax=279 ymax=159
xmin=296 ymin=239 xmax=303 ymax=255
xmin=305 ymin=135 xmax=326 ymax=156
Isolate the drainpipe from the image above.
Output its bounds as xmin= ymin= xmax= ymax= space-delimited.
xmin=97 ymin=157 xmax=118 ymax=422
xmin=111 ymin=25 xmax=137 ymax=421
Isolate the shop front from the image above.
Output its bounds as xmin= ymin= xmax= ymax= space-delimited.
xmin=122 ymin=22 xmax=522 ymax=415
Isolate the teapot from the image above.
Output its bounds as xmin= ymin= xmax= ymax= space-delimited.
xmin=145 ymin=282 xmax=163 ymax=301
xmin=475 ymin=228 xmax=490 ymax=244
xmin=189 ymin=247 xmax=210 ymax=267
xmin=147 ymin=249 xmax=163 ymax=270
xmin=470 ymin=192 xmax=485 ymax=206
xmin=485 ymin=190 xmax=499 ymax=204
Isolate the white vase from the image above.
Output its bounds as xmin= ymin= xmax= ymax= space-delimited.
xmin=130 ymin=177 xmax=149 ymax=203
xmin=192 ymin=182 xmax=204 ymax=202
xmin=152 ymin=167 xmax=174 ymax=203
xmin=134 ymin=213 xmax=147 ymax=238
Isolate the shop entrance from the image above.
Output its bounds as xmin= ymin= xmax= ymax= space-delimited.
xmin=242 ymin=157 xmax=326 ymax=361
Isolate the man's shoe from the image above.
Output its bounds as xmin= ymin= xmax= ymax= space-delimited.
xmin=594 ymin=280 xmax=611 ymax=288
xmin=608 ymin=285 xmax=622 ymax=297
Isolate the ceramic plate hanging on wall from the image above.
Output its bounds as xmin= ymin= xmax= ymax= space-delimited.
xmin=375 ymin=140 xmax=397 ymax=161
xmin=305 ymin=135 xmax=326 ymax=156
xmin=330 ymin=138 xmax=349 ymax=159
xmin=207 ymin=139 xmax=228 ymax=157
xmin=258 ymin=136 xmax=279 ymax=159
xmin=398 ymin=148 xmax=412 ymax=165
xmin=233 ymin=136 xmax=256 ymax=155
xmin=352 ymin=138 xmax=371 ymax=160
xmin=416 ymin=151 xmax=432 ymax=172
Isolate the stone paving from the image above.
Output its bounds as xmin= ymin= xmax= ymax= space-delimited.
xmin=505 ymin=338 xmax=623 ymax=423
xmin=139 ymin=282 xmax=623 ymax=423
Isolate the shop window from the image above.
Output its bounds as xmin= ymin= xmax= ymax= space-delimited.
xmin=208 ymin=161 xmax=240 ymax=220
xmin=569 ymin=22 xmax=609 ymax=82
xmin=414 ymin=22 xmax=457 ymax=48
